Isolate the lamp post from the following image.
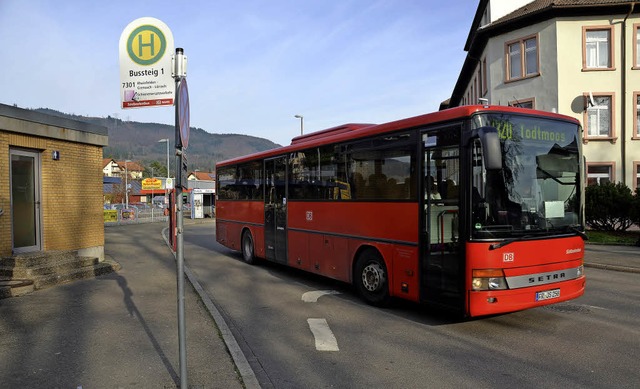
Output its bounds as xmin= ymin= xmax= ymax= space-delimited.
xmin=124 ymin=160 xmax=131 ymax=208
xmin=294 ymin=114 xmax=304 ymax=135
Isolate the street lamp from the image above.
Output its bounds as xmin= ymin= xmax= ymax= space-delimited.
xmin=158 ymin=138 xmax=170 ymax=210
xmin=124 ymin=160 xmax=131 ymax=208
xmin=294 ymin=114 xmax=304 ymax=135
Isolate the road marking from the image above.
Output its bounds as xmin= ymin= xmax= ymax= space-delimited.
xmin=307 ymin=318 xmax=339 ymax=351
xmin=302 ymin=290 xmax=340 ymax=303
xmin=581 ymin=304 xmax=607 ymax=310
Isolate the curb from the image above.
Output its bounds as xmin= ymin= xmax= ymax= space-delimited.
xmin=584 ymin=262 xmax=640 ymax=274
xmin=160 ymin=226 xmax=261 ymax=389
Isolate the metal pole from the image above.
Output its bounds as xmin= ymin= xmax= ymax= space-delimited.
xmin=166 ymin=140 xmax=170 ymax=181
xmin=151 ymin=167 xmax=154 ymax=222
xmin=175 ymin=147 xmax=187 ymax=389
xmin=174 ymin=48 xmax=188 ymax=389
xmin=165 ymin=140 xmax=170 ymax=217
xmin=158 ymin=138 xmax=170 ymax=216
xmin=295 ymin=114 xmax=304 ymax=135
xmin=125 ymin=161 xmax=129 ymax=208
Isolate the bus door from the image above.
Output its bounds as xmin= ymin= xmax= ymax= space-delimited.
xmin=264 ymin=156 xmax=288 ymax=263
xmin=421 ymin=127 xmax=464 ymax=310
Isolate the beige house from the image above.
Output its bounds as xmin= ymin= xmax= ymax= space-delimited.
xmin=448 ymin=0 xmax=640 ymax=190
xmin=187 ymin=171 xmax=216 ymax=181
xmin=102 ymin=158 xmax=119 ymax=177
xmin=116 ymin=160 xmax=144 ymax=179
xmin=0 ymin=103 xmax=107 ymax=258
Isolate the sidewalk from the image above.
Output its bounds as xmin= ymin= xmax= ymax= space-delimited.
xmin=0 ymin=222 xmax=244 ymax=388
xmin=584 ymin=243 xmax=640 ymax=273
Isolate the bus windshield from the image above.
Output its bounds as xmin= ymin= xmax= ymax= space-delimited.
xmin=471 ymin=113 xmax=583 ymax=240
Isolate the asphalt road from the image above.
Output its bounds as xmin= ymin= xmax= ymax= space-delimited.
xmin=183 ymin=223 xmax=640 ymax=389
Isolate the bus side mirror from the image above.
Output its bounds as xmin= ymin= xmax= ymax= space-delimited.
xmin=472 ymin=126 xmax=502 ymax=170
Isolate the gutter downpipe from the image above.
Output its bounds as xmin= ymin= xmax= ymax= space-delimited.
xmin=622 ymin=2 xmax=635 ymax=187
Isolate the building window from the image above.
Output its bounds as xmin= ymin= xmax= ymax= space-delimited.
xmin=482 ymin=58 xmax=488 ymax=96
xmin=587 ymin=164 xmax=614 ymax=186
xmin=505 ymin=35 xmax=539 ymax=81
xmin=635 ymin=162 xmax=640 ymax=189
xmin=584 ymin=94 xmax=615 ymax=141
xmin=508 ymin=98 xmax=534 ymax=109
xmin=471 ymin=78 xmax=478 ymax=104
xmin=634 ymin=24 xmax=640 ymax=68
xmin=583 ymin=26 xmax=614 ymax=70
xmin=635 ymin=92 xmax=640 ymax=139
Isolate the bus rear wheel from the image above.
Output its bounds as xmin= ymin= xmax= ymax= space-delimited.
xmin=355 ymin=249 xmax=390 ymax=306
xmin=241 ymin=230 xmax=255 ymax=264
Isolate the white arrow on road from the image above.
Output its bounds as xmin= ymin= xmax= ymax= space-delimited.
xmin=301 ymin=290 xmax=340 ymax=303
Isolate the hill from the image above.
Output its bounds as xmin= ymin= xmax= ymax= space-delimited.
xmin=33 ymin=108 xmax=281 ymax=172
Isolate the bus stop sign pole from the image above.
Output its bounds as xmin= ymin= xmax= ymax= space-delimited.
xmin=173 ymin=47 xmax=189 ymax=389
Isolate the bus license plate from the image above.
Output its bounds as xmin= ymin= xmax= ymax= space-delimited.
xmin=536 ymin=288 xmax=560 ymax=301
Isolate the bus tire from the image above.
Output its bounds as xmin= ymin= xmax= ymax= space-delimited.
xmin=241 ymin=230 xmax=255 ymax=264
xmin=355 ymin=249 xmax=390 ymax=306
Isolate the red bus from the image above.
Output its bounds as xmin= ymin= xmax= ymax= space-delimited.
xmin=215 ymin=105 xmax=586 ymax=317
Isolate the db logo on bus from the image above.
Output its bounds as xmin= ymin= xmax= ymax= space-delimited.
xmin=306 ymin=211 xmax=313 ymax=221
xmin=503 ymin=253 xmax=515 ymax=262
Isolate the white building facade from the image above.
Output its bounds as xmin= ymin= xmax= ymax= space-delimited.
xmin=448 ymin=0 xmax=640 ymax=190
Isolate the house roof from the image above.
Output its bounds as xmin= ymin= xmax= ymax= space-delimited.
xmin=0 ymin=103 xmax=108 ymax=147
xmin=116 ymin=160 xmax=144 ymax=172
xmin=189 ymin=171 xmax=216 ymax=181
xmin=103 ymin=158 xmax=117 ymax=168
xmin=491 ymin=0 xmax=634 ymax=28
xmin=449 ymin=0 xmax=640 ymax=107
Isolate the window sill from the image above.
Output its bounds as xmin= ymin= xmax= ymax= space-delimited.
xmin=582 ymin=136 xmax=618 ymax=144
xmin=581 ymin=67 xmax=616 ymax=72
xmin=504 ymin=73 xmax=540 ymax=84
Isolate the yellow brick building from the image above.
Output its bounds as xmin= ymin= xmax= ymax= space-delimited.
xmin=0 ymin=103 xmax=108 ymax=260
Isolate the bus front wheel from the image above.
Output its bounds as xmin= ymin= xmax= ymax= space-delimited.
xmin=241 ymin=230 xmax=255 ymax=264
xmin=355 ymin=249 xmax=390 ymax=306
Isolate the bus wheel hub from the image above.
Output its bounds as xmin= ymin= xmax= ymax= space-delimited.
xmin=362 ymin=263 xmax=385 ymax=292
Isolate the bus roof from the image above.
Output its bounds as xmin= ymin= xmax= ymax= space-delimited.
xmin=217 ymin=105 xmax=580 ymax=167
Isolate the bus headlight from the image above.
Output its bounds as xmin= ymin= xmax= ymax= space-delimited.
xmin=472 ymin=269 xmax=508 ymax=291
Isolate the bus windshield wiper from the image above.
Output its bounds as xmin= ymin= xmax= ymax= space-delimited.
xmin=489 ymin=235 xmax=535 ymax=250
xmin=566 ymin=225 xmax=588 ymax=241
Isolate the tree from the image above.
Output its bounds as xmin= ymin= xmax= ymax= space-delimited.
xmin=146 ymin=161 xmax=167 ymax=178
xmin=585 ymin=182 xmax=634 ymax=231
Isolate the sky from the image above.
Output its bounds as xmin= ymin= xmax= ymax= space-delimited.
xmin=0 ymin=0 xmax=478 ymax=147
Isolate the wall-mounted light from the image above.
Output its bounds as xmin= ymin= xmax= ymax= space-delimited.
xmin=52 ymin=151 xmax=60 ymax=160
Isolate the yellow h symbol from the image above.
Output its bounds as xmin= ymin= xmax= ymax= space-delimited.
xmin=137 ymin=32 xmax=156 ymax=58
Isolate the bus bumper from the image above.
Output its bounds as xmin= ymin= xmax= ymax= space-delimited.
xmin=468 ymin=276 xmax=586 ymax=317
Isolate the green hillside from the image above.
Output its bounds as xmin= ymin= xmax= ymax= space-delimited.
xmin=34 ymin=108 xmax=281 ymax=172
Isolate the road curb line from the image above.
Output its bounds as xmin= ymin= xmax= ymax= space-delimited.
xmin=162 ymin=227 xmax=261 ymax=389
xmin=585 ymin=263 xmax=640 ymax=274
